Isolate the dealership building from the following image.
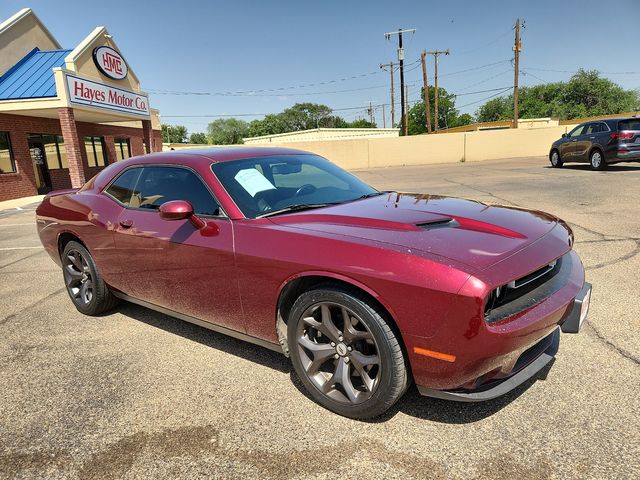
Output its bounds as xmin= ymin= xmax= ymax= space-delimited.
xmin=0 ymin=8 xmax=162 ymax=201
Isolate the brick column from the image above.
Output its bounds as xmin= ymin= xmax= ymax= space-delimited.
xmin=58 ymin=108 xmax=85 ymax=187
xmin=104 ymin=135 xmax=117 ymax=163
xmin=142 ymin=119 xmax=153 ymax=154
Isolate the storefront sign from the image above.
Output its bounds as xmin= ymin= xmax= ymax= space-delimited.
xmin=66 ymin=74 xmax=150 ymax=117
xmin=93 ymin=46 xmax=128 ymax=80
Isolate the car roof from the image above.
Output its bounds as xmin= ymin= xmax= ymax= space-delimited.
xmin=125 ymin=146 xmax=315 ymax=166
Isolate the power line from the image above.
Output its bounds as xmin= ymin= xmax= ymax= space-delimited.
xmin=454 ymin=30 xmax=513 ymax=55
xmin=455 ymin=87 xmax=513 ymax=110
xmin=162 ymin=86 xmax=514 ymax=118
xmin=150 ymin=83 xmax=391 ymax=97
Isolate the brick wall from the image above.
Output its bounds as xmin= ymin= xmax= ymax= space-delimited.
xmin=0 ymin=112 xmax=162 ymax=202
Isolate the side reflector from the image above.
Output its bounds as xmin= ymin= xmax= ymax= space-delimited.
xmin=413 ymin=347 xmax=456 ymax=363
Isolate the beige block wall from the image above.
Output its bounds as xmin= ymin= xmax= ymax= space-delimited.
xmin=167 ymin=125 xmax=585 ymax=170
xmin=464 ymin=126 xmax=569 ymax=162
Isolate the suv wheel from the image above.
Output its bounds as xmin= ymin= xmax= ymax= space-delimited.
xmin=288 ymin=286 xmax=408 ymax=419
xmin=550 ymin=150 xmax=563 ymax=168
xmin=590 ymin=149 xmax=605 ymax=170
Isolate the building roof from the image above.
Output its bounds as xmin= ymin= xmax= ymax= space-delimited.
xmin=0 ymin=48 xmax=71 ymax=100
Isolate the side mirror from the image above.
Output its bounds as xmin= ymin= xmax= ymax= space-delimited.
xmin=561 ymin=133 xmax=568 ymax=138
xmin=159 ymin=200 xmax=207 ymax=229
xmin=159 ymin=200 xmax=193 ymax=220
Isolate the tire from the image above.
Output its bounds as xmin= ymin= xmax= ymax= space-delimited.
xmin=287 ymin=285 xmax=408 ymax=419
xmin=550 ymin=150 xmax=563 ymax=168
xmin=590 ymin=149 xmax=606 ymax=170
xmin=61 ymin=241 xmax=119 ymax=315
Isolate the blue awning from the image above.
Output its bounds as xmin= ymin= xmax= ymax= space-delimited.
xmin=0 ymin=48 xmax=71 ymax=100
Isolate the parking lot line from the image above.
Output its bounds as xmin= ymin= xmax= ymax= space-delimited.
xmin=0 ymin=246 xmax=43 ymax=250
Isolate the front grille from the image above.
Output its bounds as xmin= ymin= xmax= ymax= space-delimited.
xmin=484 ymin=254 xmax=570 ymax=324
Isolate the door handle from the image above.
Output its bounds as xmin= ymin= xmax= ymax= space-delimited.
xmin=119 ymin=219 xmax=133 ymax=229
xmin=571 ymin=139 xmax=577 ymax=142
xmin=589 ymin=136 xmax=596 ymax=139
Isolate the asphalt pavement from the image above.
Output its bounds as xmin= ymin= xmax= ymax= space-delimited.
xmin=0 ymin=156 xmax=638 ymax=479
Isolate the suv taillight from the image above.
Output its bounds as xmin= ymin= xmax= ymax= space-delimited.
xmin=611 ymin=132 xmax=634 ymax=140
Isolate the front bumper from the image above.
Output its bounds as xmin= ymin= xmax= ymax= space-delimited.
xmin=417 ymin=328 xmax=560 ymax=401
xmin=418 ymin=282 xmax=592 ymax=402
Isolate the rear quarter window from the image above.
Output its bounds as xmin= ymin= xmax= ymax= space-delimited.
xmin=618 ymin=119 xmax=640 ymax=131
xmin=105 ymin=168 xmax=143 ymax=206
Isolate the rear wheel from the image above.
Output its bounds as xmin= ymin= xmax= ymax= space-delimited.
xmin=590 ymin=149 xmax=606 ymax=170
xmin=62 ymin=241 xmax=119 ymax=315
xmin=288 ymin=286 xmax=408 ymax=419
xmin=550 ymin=150 xmax=563 ymax=168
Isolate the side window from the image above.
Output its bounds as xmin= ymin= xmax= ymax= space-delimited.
xmin=133 ymin=166 xmax=221 ymax=216
xmin=568 ymin=125 xmax=585 ymax=137
xmin=105 ymin=168 xmax=143 ymax=206
xmin=584 ymin=124 xmax=599 ymax=134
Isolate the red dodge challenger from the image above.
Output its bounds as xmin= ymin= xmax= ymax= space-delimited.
xmin=36 ymin=148 xmax=591 ymax=419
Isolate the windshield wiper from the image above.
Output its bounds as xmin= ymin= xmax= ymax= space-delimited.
xmin=358 ymin=191 xmax=386 ymax=199
xmin=257 ymin=203 xmax=333 ymax=218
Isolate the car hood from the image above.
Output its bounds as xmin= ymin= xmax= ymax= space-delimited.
xmin=267 ymin=192 xmax=561 ymax=270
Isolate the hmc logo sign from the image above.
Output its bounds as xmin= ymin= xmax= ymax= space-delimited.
xmin=93 ymin=46 xmax=128 ymax=80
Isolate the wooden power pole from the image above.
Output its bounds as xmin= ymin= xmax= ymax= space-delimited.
xmin=420 ymin=50 xmax=432 ymax=133
xmin=513 ymin=18 xmax=522 ymax=128
xmin=405 ymin=85 xmax=409 ymax=132
xmin=382 ymin=104 xmax=386 ymax=128
xmin=427 ymin=49 xmax=449 ymax=131
xmin=385 ymin=28 xmax=416 ymax=135
xmin=380 ymin=62 xmax=396 ymax=127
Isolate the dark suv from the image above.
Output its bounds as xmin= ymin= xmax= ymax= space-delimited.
xmin=549 ymin=117 xmax=640 ymax=170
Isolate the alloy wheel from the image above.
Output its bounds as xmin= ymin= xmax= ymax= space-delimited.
xmin=591 ymin=151 xmax=602 ymax=169
xmin=63 ymin=249 xmax=93 ymax=305
xmin=551 ymin=151 xmax=559 ymax=166
xmin=296 ymin=302 xmax=381 ymax=404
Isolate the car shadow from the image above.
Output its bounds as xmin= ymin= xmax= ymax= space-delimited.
xmin=115 ymin=302 xmax=291 ymax=374
xmin=115 ymin=301 xmax=554 ymax=424
xmin=544 ymin=164 xmax=640 ymax=172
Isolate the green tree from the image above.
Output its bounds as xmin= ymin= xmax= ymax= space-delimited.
xmin=207 ymin=118 xmax=248 ymax=145
xmin=161 ymin=124 xmax=188 ymax=143
xmin=476 ymin=70 xmax=640 ymax=122
xmin=348 ymin=118 xmax=377 ymax=128
xmin=189 ymin=132 xmax=208 ymax=144
xmin=407 ymin=86 xmax=472 ymax=134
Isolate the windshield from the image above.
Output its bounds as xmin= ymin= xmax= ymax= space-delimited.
xmin=211 ymin=154 xmax=378 ymax=218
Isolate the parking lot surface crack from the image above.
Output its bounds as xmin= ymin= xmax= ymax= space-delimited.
xmin=0 ymin=287 xmax=65 ymax=326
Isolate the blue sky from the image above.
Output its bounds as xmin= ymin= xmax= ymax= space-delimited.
xmin=2 ymin=0 xmax=639 ymax=133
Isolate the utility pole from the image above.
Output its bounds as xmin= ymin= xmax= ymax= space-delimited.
xmin=420 ymin=50 xmax=432 ymax=133
xmin=427 ymin=49 xmax=449 ymax=131
xmin=385 ymin=28 xmax=416 ymax=135
xmin=379 ymin=62 xmax=396 ymax=127
xmin=513 ymin=18 xmax=523 ymax=128
xmin=382 ymin=104 xmax=386 ymax=128
xmin=367 ymin=102 xmax=375 ymax=125
xmin=405 ymin=85 xmax=409 ymax=132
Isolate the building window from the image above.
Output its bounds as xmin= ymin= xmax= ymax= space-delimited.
xmin=84 ymin=136 xmax=108 ymax=167
xmin=0 ymin=132 xmax=16 ymax=174
xmin=27 ymin=134 xmax=67 ymax=169
xmin=115 ymin=138 xmax=131 ymax=161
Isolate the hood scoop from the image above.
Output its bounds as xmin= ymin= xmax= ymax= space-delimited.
xmin=416 ymin=218 xmax=457 ymax=230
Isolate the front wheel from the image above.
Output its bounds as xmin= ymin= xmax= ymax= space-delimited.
xmin=550 ymin=150 xmax=563 ymax=168
xmin=62 ymin=241 xmax=119 ymax=315
xmin=590 ymin=149 xmax=606 ymax=170
xmin=288 ymin=286 xmax=408 ymax=419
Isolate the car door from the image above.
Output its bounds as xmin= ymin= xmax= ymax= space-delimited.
xmin=560 ymin=124 xmax=585 ymax=160
xmin=576 ymin=123 xmax=599 ymax=161
xmin=108 ymin=165 xmax=245 ymax=333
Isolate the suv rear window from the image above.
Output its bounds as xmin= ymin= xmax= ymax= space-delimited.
xmin=618 ymin=119 xmax=640 ymax=131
